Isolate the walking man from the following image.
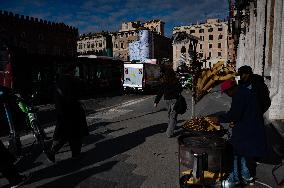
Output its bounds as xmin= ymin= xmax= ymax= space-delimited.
xmin=48 ymin=64 xmax=89 ymax=162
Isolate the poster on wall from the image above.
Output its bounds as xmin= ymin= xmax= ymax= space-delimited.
xmin=129 ymin=30 xmax=153 ymax=62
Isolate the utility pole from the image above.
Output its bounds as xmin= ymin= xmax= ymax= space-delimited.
xmin=188 ymin=39 xmax=199 ymax=119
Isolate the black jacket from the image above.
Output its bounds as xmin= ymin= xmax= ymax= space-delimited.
xmin=53 ymin=75 xmax=89 ymax=140
xmin=154 ymin=82 xmax=183 ymax=104
xmin=218 ymin=85 xmax=267 ymax=157
xmin=240 ymin=74 xmax=271 ymax=113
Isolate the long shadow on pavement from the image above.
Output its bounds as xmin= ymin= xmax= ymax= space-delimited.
xmin=260 ymin=124 xmax=284 ymax=165
xmin=14 ymin=108 xmax=168 ymax=175
xmin=22 ymin=122 xmax=168 ymax=186
xmin=111 ymin=108 xmax=167 ymax=124
xmin=37 ymin=161 xmax=119 ymax=188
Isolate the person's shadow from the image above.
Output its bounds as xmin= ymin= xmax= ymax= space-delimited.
xmin=13 ymin=122 xmax=168 ymax=187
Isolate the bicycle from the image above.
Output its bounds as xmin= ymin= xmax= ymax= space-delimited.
xmin=1 ymin=87 xmax=51 ymax=160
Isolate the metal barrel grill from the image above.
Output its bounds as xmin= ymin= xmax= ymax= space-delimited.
xmin=178 ymin=117 xmax=227 ymax=187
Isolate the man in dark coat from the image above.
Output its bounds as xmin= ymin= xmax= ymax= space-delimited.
xmin=237 ymin=65 xmax=271 ymax=114
xmin=48 ymin=64 xmax=89 ymax=162
xmin=209 ymin=80 xmax=267 ymax=187
xmin=237 ymin=65 xmax=271 ymax=177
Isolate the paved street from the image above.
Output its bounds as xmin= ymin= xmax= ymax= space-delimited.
xmin=0 ymin=89 xmax=283 ymax=188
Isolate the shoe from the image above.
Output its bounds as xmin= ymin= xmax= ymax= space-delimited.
xmin=46 ymin=151 xmax=55 ymax=163
xmin=10 ymin=174 xmax=31 ymax=188
xmin=242 ymin=177 xmax=255 ymax=186
xmin=221 ymin=179 xmax=240 ymax=188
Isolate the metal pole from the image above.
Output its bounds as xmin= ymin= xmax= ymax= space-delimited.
xmin=191 ymin=85 xmax=195 ymax=119
xmin=191 ymin=40 xmax=197 ymax=119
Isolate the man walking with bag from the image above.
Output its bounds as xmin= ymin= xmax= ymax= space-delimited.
xmin=154 ymin=67 xmax=184 ymax=138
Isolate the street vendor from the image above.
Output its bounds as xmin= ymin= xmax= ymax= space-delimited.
xmin=208 ymin=79 xmax=267 ymax=187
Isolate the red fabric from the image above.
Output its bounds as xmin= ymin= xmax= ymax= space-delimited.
xmin=3 ymin=63 xmax=13 ymax=89
xmin=221 ymin=79 xmax=237 ymax=92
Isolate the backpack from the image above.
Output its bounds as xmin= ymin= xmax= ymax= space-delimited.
xmin=251 ymin=74 xmax=271 ymax=113
xmin=174 ymin=94 xmax=187 ymax=115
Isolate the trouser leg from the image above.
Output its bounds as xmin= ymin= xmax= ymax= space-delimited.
xmin=246 ymin=157 xmax=257 ymax=177
xmin=240 ymin=157 xmax=251 ymax=179
xmin=166 ymin=99 xmax=177 ymax=137
xmin=51 ymin=139 xmax=66 ymax=154
xmin=69 ymin=139 xmax=82 ymax=157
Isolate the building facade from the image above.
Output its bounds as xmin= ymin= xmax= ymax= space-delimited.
xmin=0 ymin=10 xmax=78 ymax=102
xmin=173 ymin=19 xmax=235 ymax=70
xmin=77 ymin=32 xmax=113 ymax=56
xmin=112 ymin=20 xmax=171 ymax=62
xmin=112 ymin=30 xmax=140 ymax=61
xmin=128 ymin=30 xmax=172 ymax=62
xmin=143 ymin=20 xmax=165 ymax=36
xmin=0 ymin=10 xmax=78 ymax=57
xmin=120 ymin=21 xmax=141 ymax=32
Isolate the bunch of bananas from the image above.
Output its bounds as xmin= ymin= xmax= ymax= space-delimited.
xmin=182 ymin=117 xmax=221 ymax=132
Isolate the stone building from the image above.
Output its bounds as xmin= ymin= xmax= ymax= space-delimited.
xmin=112 ymin=30 xmax=140 ymax=61
xmin=120 ymin=20 xmax=165 ymax=36
xmin=173 ymin=19 xmax=235 ymax=70
xmin=0 ymin=10 xmax=78 ymax=102
xmin=112 ymin=20 xmax=171 ymax=62
xmin=143 ymin=20 xmax=165 ymax=36
xmin=120 ymin=21 xmax=141 ymax=32
xmin=233 ymin=0 xmax=283 ymax=129
xmin=77 ymin=32 xmax=113 ymax=56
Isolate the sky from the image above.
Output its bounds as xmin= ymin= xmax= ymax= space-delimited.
xmin=0 ymin=0 xmax=229 ymax=37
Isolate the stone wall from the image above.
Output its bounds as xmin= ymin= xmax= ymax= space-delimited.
xmin=268 ymin=0 xmax=284 ymax=119
xmin=0 ymin=10 xmax=78 ymax=57
xmin=235 ymin=0 xmax=284 ymax=120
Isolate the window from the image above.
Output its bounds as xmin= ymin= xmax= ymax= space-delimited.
xmin=209 ymin=35 xmax=213 ymax=40
xmin=125 ymin=33 xmax=128 ymax=37
xmin=218 ymin=43 xmax=222 ymax=48
xmin=218 ymin=35 xmax=223 ymax=40
xmin=199 ymin=29 xmax=204 ymax=33
xmin=91 ymin=43 xmax=94 ymax=48
xmin=99 ymin=43 xmax=102 ymax=47
xmin=218 ymin=27 xmax=223 ymax=31
xmin=229 ymin=37 xmax=232 ymax=40
xmin=200 ymin=44 xmax=203 ymax=49
xmin=208 ymin=28 xmax=213 ymax=32
xmin=199 ymin=53 xmax=203 ymax=58
xmin=121 ymin=43 xmax=124 ymax=48
xmin=200 ymin=36 xmax=204 ymax=41
xmin=115 ymin=43 xmax=118 ymax=48
xmin=87 ymin=42 xmax=90 ymax=48
xmin=190 ymin=30 xmax=195 ymax=34
xmin=218 ymin=52 xmax=222 ymax=56
xmin=209 ymin=52 xmax=211 ymax=57
xmin=38 ymin=34 xmax=43 ymax=40
xmin=209 ymin=44 xmax=212 ymax=49
xmin=181 ymin=46 xmax=186 ymax=53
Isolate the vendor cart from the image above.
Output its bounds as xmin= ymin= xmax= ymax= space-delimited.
xmin=178 ymin=117 xmax=228 ymax=188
